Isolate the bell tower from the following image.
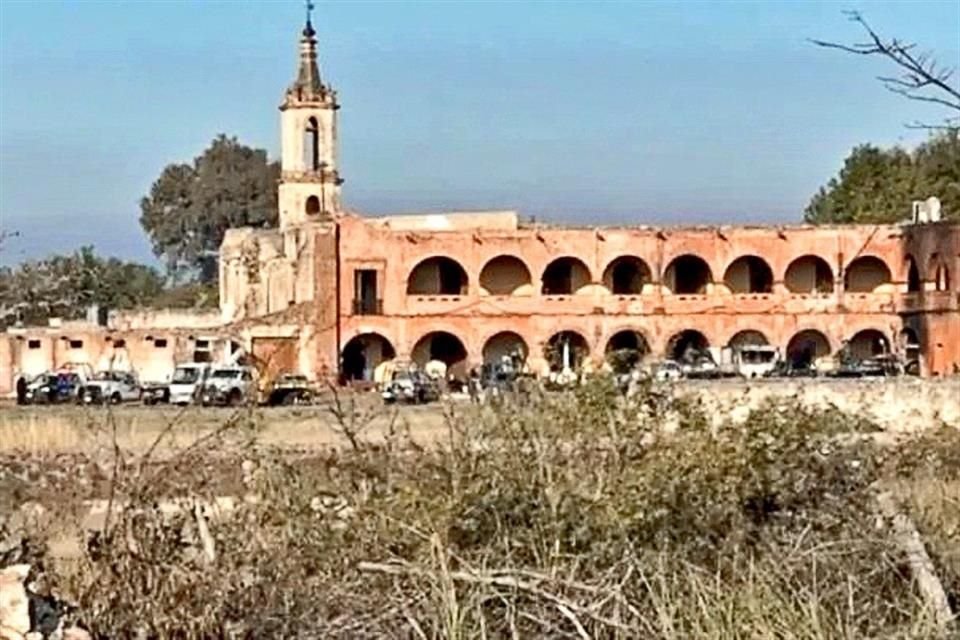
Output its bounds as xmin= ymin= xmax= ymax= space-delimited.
xmin=278 ymin=5 xmax=342 ymax=230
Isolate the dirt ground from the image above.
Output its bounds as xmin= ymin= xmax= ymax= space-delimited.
xmin=0 ymin=396 xmax=454 ymax=455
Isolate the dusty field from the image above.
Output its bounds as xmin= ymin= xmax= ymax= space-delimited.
xmin=1 ymin=377 xmax=958 ymax=637
xmin=0 ymin=396 xmax=451 ymax=454
xmin=1 ymin=378 xmax=957 ymax=456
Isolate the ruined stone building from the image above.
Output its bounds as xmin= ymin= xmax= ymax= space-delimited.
xmin=1 ymin=17 xmax=959 ymax=393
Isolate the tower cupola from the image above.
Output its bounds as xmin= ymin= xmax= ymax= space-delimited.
xmin=277 ymin=2 xmax=343 ymax=229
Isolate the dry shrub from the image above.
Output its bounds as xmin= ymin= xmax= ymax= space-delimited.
xmin=21 ymin=379 xmax=957 ymax=638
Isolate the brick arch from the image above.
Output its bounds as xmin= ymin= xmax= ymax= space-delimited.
xmin=844 ymin=254 xmax=893 ymax=293
xmin=341 ymin=332 xmax=396 ymax=382
xmin=543 ymin=329 xmax=591 ymax=371
xmin=540 ymin=256 xmax=593 ymax=294
xmin=478 ymin=254 xmax=533 ymax=296
xmin=601 ymin=256 xmax=653 ymax=294
xmin=342 ymin=322 xmax=395 ymax=343
xmin=404 ymin=323 xmax=477 ymax=361
xmin=838 ymin=319 xmax=898 ymax=358
xmin=845 ymin=327 xmax=892 ymax=359
xmin=599 ymin=326 xmax=653 ymax=358
xmin=405 ymin=254 xmax=470 ymax=295
xmin=784 ymin=329 xmax=833 ymax=366
xmin=783 ymin=254 xmax=835 ymax=294
xmin=778 ymin=322 xmax=842 ymax=354
xmin=478 ymin=328 xmax=533 ymax=363
xmin=646 ymin=321 xmax=723 ymax=356
xmin=725 ymin=329 xmax=770 ymax=348
xmin=662 ymin=254 xmax=714 ymax=294
xmin=664 ymin=328 xmax=711 ymax=360
xmin=410 ymin=330 xmax=470 ymax=374
xmin=721 ymin=255 xmax=774 ymax=294
xmin=904 ymin=254 xmax=922 ymax=292
xmin=536 ymin=322 xmax=594 ymax=352
xmin=928 ymin=252 xmax=952 ymax=291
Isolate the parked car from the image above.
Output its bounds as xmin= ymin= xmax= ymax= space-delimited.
xmin=79 ymin=371 xmax=141 ymax=405
xmin=653 ymin=360 xmax=683 ymax=381
xmin=141 ymin=381 xmax=171 ymax=405
xmin=200 ymin=366 xmax=256 ymax=406
xmin=828 ymin=357 xmax=888 ymax=378
xmin=265 ymin=373 xmax=314 ymax=406
xmin=764 ymin=360 xmax=818 ymax=378
xmin=382 ymin=367 xmax=440 ymax=405
xmin=24 ymin=371 xmax=84 ymax=405
xmin=682 ymin=358 xmax=721 ymax=380
xmin=734 ymin=345 xmax=780 ymax=379
xmin=167 ymin=363 xmax=214 ymax=406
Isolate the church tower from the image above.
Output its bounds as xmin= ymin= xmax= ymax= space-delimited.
xmin=278 ymin=8 xmax=342 ymax=230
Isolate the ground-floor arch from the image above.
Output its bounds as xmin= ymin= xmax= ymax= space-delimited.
xmin=666 ymin=329 xmax=710 ymax=362
xmin=482 ymin=331 xmax=528 ymax=365
xmin=411 ymin=331 xmax=469 ymax=377
xmin=342 ymin=333 xmax=396 ymax=382
xmin=785 ymin=329 xmax=831 ymax=367
xmin=727 ymin=329 xmax=769 ymax=349
xmin=846 ymin=329 xmax=889 ymax=359
xmin=545 ymin=331 xmax=590 ymax=371
xmin=604 ymin=329 xmax=651 ymax=372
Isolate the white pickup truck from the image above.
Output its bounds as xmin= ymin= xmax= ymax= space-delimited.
xmin=167 ymin=363 xmax=214 ymax=405
xmin=79 ymin=371 xmax=142 ymax=405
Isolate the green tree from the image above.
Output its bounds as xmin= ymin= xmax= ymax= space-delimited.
xmin=805 ymin=130 xmax=959 ymax=224
xmin=0 ymin=247 xmax=165 ymax=328
xmin=139 ymin=135 xmax=279 ymax=283
xmin=914 ymin=129 xmax=960 ymax=214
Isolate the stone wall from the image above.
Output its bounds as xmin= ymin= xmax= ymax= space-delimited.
xmin=681 ymin=378 xmax=960 ymax=433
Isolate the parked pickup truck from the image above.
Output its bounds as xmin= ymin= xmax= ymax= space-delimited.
xmin=264 ymin=373 xmax=315 ymax=406
xmin=165 ymin=363 xmax=214 ymax=406
xmin=200 ymin=366 xmax=256 ymax=407
xmin=79 ymin=371 xmax=142 ymax=405
xmin=24 ymin=371 xmax=85 ymax=405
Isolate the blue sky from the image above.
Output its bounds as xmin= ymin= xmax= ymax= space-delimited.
xmin=1 ymin=0 xmax=958 ymax=266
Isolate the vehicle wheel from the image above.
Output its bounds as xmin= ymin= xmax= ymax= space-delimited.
xmin=144 ymin=397 xmax=155 ymax=406
xmin=110 ymin=392 xmax=122 ymax=405
xmin=228 ymin=389 xmax=243 ymax=407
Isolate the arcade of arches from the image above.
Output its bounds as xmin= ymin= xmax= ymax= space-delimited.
xmin=5 ymin=13 xmax=960 ymax=404
xmin=336 ymin=323 xmax=923 ymax=380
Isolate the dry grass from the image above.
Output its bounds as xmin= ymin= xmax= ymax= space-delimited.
xmin=0 ymin=401 xmax=449 ymax=454
xmin=2 ymin=379 xmax=958 ymax=638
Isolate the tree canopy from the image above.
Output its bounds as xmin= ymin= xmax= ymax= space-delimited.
xmin=805 ymin=130 xmax=959 ymax=224
xmin=139 ymin=135 xmax=279 ymax=283
xmin=0 ymin=247 xmax=166 ymax=329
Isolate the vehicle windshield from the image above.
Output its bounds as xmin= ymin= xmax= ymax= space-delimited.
xmin=92 ymin=371 xmax=114 ymax=381
xmin=172 ymin=367 xmax=200 ymax=384
xmin=740 ymin=348 xmax=777 ymax=364
xmin=211 ymin=369 xmax=240 ymax=379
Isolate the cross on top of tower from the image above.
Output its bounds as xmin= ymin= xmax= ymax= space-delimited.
xmin=304 ymin=0 xmax=316 ymax=37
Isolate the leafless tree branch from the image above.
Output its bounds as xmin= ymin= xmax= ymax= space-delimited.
xmin=811 ymin=11 xmax=960 ymax=129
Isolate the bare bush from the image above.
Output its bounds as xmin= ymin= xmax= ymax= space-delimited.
xmin=8 ymin=380 xmax=957 ymax=638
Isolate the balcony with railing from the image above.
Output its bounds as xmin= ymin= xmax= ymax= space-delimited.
xmin=352 ymin=298 xmax=383 ymax=316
